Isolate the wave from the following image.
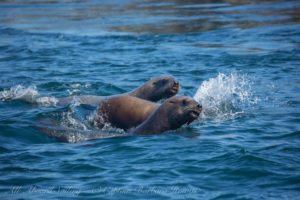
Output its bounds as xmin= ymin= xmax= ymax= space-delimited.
xmin=194 ymin=73 xmax=258 ymax=121
xmin=0 ymin=85 xmax=58 ymax=106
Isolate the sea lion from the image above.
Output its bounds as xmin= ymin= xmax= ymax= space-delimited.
xmin=34 ymin=96 xmax=202 ymax=142
xmin=96 ymin=96 xmax=202 ymax=132
xmin=0 ymin=76 xmax=179 ymax=106
xmin=58 ymin=75 xmax=179 ymax=105
xmin=131 ymin=96 xmax=202 ymax=135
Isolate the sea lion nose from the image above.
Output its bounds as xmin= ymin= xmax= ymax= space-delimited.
xmin=197 ymin=104 xmax=202 ymax=109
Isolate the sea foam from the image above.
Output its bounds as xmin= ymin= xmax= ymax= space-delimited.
xmin=194 ymin=73 xmax=257 ymax=121
xmin=0 ymin=85 xmax=58 ymax=106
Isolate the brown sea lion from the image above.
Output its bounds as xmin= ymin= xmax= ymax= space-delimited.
xmin=131 ymin=96 xmax=202 ymax=135
xmin=58 ymin=75 xmax=179 ymax=105
xmin=0 ymin=76 xmax=179 ymax=106
xmin=34 ymin=96 xmax=201 ymax=142
xmin=96 ymin=96 xmax=202 ymax=132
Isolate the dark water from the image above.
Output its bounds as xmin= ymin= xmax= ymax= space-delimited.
xmin=1 ymin=0 xmax=300 ymax=199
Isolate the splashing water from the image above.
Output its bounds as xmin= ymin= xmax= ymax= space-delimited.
xmin=0 ymin=85 xmax=39 ymax=102
xmin=194 ymin=73 xmax=257 ymax=121
xmin=0 ymin=85 xmax=58 ymax=106
xmin=58 ymin=97 xmax=89 ymax=130
xmin=54 ymin=97 xmax=124 ymax=136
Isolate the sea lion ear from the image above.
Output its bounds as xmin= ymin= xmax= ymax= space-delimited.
xmin=152 ymin=81 xmax=156 ymax=85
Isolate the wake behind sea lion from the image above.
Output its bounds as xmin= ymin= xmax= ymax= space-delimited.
xmin=34 ymin=96 xmax=202 ymax=143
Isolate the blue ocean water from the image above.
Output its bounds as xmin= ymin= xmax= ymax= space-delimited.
xmin=0 ymin=0 xmax=300 ymax=199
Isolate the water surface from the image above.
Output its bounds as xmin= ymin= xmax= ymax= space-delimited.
xmin=0 ymin=0 xmax=300 ymax=199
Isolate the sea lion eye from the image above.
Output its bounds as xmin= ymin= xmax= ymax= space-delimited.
xmin=153 ymin=81 xmax=157 ymax=85
xmin=169 ymin=100 xmax=176 ymax=104
xmin=182 ymin=99 xmax=187 ymax=105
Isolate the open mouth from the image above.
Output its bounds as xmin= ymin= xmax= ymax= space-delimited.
xmin=188 ymin=110 xmax=200 ymax=119
xmin=169 ymin=85 xmax=179 ymax=94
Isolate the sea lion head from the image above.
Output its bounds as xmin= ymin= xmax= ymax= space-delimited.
xmin=165 ymin=96 xmax=202 ymax=130
xmin=131 ymin=75 xmax=179 ymax=101
xmin=131 ymin=96 xmax=202 ymax=135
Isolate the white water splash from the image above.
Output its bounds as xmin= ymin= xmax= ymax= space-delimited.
xmin=67 ymin=83 xmax=91 ymax=95
xmin=194 ymin=73 xmax=257 ymax=121
xmin=0 ymin=85 xmax=58 ymax=106
xmin=59 ymin=97 xmax=89 ymax=130
xmin=87 ymin=110 xmax=125 ymax=133
xmin=35 ymin=96 xmax=59 ymax=106
xmin=58 ymin=97 xmax=121 ymax=133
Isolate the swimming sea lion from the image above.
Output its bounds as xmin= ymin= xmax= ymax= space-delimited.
xmin=131 ymin=96 xmax=202 ymax=135
xmin=0 ymin=76 xmax=179 ymax=106
xmin=96 ymin=96 xmax=202 ymax=132
xmin=34 ymin=96 xmax=202 ymax=142
xmin=58 ymin=75 xmax=179 ymax=105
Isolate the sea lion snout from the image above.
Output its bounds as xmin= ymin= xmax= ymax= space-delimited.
xmin=188 ymin=101 xmax=202 ymax=120
xmin=196 ymin=103 xmax=202 ymax=110
xmin=169 ymin=78 xmax=180 ymax=95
